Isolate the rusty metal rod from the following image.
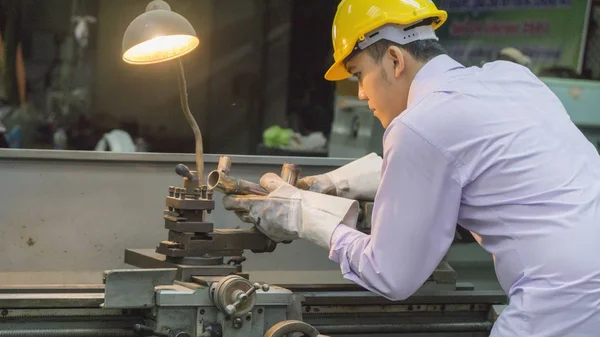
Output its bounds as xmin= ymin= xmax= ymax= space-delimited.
xmin=209 ymin=156 xmax=300 ymax=196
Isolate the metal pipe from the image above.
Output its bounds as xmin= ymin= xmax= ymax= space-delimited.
xmin=217 ymin=156 xmax=232 ymax=175
xmin=176 ymin=59 xmax=204 ymax=185
xmin=207 ymin=170 xmax=268 ymax=196
xmin=314 ymin=322 xmax=493 ymax=334
xmin=209 ymin=157 xmax=300 ymax=195
xmin=280 ymin=163 xmax=300 ymax=186
xmin=0 ymin=328 xmax=137 ymax=337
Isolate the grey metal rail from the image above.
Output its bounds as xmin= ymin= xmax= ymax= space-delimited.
xmin=315 ymin=322 xmax=493 ymax=334
xmin=0 ymin=329 xmax=136 ymax=337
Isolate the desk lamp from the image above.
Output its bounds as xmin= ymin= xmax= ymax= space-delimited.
xmin=122 ymin=0 xmax=204 ymax=184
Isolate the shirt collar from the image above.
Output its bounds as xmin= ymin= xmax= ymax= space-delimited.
xmin=407 ymin=55 xmax=465 ymax=107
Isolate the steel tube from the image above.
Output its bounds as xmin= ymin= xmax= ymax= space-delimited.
xmin=207 ymin=170 xmax=268 ymax=196
xmin=280 ymin=163 xmax=300 ymax=186
xmin=314 ymin=322 xmax=493 ymax=334
xmin=0 ymin=328 xmax=137 ymax=337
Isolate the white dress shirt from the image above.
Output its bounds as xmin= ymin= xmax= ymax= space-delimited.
xmin=329 ymin=55 xmax=600 ymax=337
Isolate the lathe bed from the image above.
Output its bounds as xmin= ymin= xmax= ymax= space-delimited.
xmin=0 ymin=276 xmax=506 ymax=337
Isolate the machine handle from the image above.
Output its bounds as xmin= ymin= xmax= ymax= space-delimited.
xmin=263 ymin=320 xmax=328 ymax=337
xmin=175 ymin=164 xmax=194 ymax=180
xmin=134 ymin=324 xmax=191 ymax=337
xmin=225 ymin=282 xmax=270 ymax=315
xmin=134 ymin=324 xmax=169 ymax=337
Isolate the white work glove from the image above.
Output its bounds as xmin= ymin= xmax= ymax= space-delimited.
xmin=223 ymin=173 xmax=359 ymax=249
xmin=296 ymin=152 xmax=382 ymax=201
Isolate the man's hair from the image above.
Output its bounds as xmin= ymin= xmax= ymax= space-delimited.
xmin=364 ymin=39 xmax=447 ymax=64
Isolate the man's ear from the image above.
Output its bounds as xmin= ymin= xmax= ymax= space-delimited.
xmin=387 ymin=45 xmax=405 ymax=78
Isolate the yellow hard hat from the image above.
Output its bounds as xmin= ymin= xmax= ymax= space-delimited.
xmin=325 ymin=0 xmax=448 ymax=81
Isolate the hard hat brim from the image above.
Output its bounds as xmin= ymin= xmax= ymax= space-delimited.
xmin=324 ymin=61 xmax=352 ymax=81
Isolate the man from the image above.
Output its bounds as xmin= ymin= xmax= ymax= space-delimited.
xmin=223 ymin=1 xmax=600 ymax=336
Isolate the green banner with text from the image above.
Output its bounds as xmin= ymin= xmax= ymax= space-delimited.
xmin=434 ymin=0 xmax=591 ymax=74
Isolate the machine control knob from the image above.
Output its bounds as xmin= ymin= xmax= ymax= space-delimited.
xmin=263 ymin=320 xmax=329 ymax=337
xmin=224 ymin=282 xmax=270 ymax=316
xmin=201 ymin=323 xmax=223 ymax=337
xmin=210 ymin=275 xmax=270 ymax=317
xmin=175 ymin=164 xmax=194 ymax=180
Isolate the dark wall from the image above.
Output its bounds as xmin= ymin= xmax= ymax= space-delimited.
xmin=93 ymin=0 xmax=212 ymax=153
xmin=203 ymin=0 xmax=292 ymax=155
xmin=286 ymin=0 xmax=338 ymax=137
xmin=9 ymin=0 xmax=338 ymax=154
xmin=92 ymin=0 xmax=293 ymax=155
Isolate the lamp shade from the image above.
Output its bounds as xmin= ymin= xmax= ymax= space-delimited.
xmin=122 ymin=5 xmax=199 ymax=65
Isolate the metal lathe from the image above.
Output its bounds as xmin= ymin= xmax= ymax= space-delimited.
xmin=0 ymin=3 xmax=505 ymax=328
xmin=0 ymin=150 xmax=506 ymax=337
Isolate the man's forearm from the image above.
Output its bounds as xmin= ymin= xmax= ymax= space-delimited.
xmin=326 ymin=121 xmax=463 ymax=302
xmin=328 ymin=223 xmax=420 ymax=300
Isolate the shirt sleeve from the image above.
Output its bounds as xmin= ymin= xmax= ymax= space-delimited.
xmin=328 ymin=120 xmax=463 ymax=301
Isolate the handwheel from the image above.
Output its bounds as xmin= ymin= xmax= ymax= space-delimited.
xmin=263 ymin=320 xmax=329 ymax=337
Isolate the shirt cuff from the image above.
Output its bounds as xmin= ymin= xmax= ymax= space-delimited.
xmin=328 ymin=223 xmax=360 ymax=263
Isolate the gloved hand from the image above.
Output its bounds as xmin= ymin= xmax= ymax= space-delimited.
xmin=296 ymin=152 xmax=382 ymax=201
xmin=223 ymin=173 xmax=359 ymax=249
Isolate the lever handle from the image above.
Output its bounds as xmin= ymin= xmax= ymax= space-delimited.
xmin=134 ymin=324 xmax=169 ymax=337
xmin=175 ymin=164 xmax=194 ymax=180
xmin=170 ymin=332 xmax=191 ymax=337
xmin=224 ymin=282 xmax=270 ymax=315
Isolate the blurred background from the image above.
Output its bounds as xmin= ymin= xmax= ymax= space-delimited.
xmin=0 ymin=0 xmax=599 ymax=158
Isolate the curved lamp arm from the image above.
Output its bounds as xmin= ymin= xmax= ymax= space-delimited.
xmin=176 ymin=59 xmax=203 ymax=184
xmin=122 ymin=0 xmax=204 ymax=184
